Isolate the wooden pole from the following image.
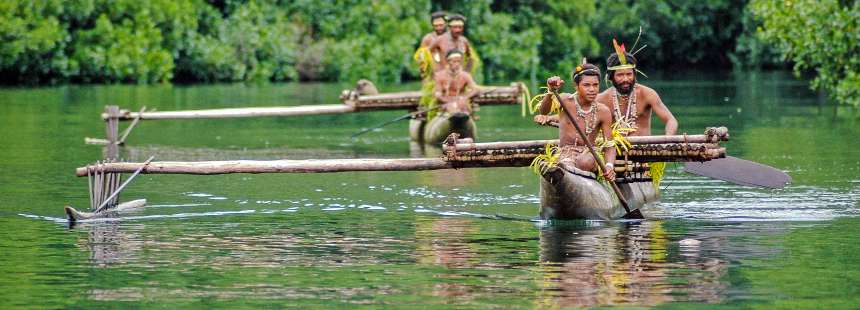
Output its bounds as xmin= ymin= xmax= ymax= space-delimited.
xmin=103 ymin=105 xmax=357 ymax=121
xmin=104 ymin=106 xmax=120 ymax=160
xmin=93 ymin=156 xmax=155 ymax=213
xmin=451 ymin=133 xmax=727 ymax=152
xmin=75 ymin=158 xmax=533 ymax=177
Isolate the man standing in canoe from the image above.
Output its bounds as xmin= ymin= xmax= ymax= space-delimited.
xmin=535 ymin=63 xmax=616 ymax=181
xmin=414 ymin=11 xmax=447 ymax=78
xmin=421 ymin=12 xmax=448 ymax=50
xmin=596 ymin=40 xmax=678 ymax=136
xmin=428 ymin=14 xmax=475 ymax=73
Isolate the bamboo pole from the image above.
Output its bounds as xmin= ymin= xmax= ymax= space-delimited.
xmin=103 ymin=105 xmax=357 ymax=121
xmin=450 ymin=134 xmax=726 ymax=152
xmin=75 ymin=158 xmax=535 ymax=177
xmin=105 ymin=106 xmax=120 ymax=159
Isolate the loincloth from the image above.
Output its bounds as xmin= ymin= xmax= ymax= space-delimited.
xmin=557 ymin=145 xmax=588 ymax=165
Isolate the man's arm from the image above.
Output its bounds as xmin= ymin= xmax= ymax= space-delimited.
xmin=648 ymin=89 xmax=678 ymax=135
xmin=463 ymin=40 xmax=474 ymax=72
xmin=539 ymin=77 xmax=564 ymax=115
xmin=463 ymin=73 xmax=480 ymax=99
xmin=598 ymin=105 xmax=616 ymax=181
xmin=420 ymin=34 xmax=433 ymax=48
xmin=428 ymin=39 xmax=442 ymax=66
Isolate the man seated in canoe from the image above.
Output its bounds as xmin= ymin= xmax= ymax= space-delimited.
xmin=434 ymin=49 xmax=480 ymax=114
xmin=535 ymin=63 xmax=616 ymax=181
xmin=428 ymin=14 xmax=475 ymax=73
xmin=596 ymin=40 xmax=678 ymax=136
xmin=410 ymin=49 xmax=480 ymax=145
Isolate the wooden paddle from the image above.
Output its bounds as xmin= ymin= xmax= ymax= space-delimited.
xmin=550 ymin=90 xmax=644 ymax=219
xmin=684 ymin=156 xmax=791 ymax=189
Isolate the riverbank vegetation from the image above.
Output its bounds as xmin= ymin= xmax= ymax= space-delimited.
xmin=1 ymin=0 xmax=856 ymax=104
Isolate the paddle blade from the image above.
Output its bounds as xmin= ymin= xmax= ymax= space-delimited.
xmin=684 ymin=156 xmax=791 ymax=189
xmin=622 ymin=208 xmax=645 ymax=220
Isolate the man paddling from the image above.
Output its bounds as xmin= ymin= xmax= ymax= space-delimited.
xmin=535 ymin=63 xmax=616 ymax=181
xmin=428 ymin=14 xmax=475 ymax=73
xmin=596 ymin=40 xmax=677 ymax=136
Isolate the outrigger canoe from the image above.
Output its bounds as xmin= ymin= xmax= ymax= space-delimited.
xmin=74 ymin=128 xmax=731 ymax=221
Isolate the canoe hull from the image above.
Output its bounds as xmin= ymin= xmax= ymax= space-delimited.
xmin=65 ymin=199 xmax=147 ymax=221
xmin=409 ymin=113 xmax=476 ymax=145
xmin=539 ymin=166 xmax=658 ymax=220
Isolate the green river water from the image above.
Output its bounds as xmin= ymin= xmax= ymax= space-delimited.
xmin=1 ymin=71 xmax=859 ymax=309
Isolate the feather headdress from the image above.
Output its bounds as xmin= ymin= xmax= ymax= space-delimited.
xmin=608 ymin=39 xmax=635 ymax=71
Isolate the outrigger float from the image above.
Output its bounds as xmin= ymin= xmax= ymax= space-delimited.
xmin=74 ymin=128 xmax=730 ymax=221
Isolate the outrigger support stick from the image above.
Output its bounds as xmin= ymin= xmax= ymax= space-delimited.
xmin=550 ymin=90 xmax=644 ymax=220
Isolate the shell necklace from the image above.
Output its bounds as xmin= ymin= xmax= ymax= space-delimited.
xmin=572 ymin=92 xmax=598 ymax=136
xmin=612 ymin=85 xmax=637 ymax=129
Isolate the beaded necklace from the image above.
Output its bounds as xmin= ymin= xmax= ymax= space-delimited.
xmin=571 ymin=93 xmax=598 ymax=137
xmin=612 ymin=85 xmax=637 ymax=129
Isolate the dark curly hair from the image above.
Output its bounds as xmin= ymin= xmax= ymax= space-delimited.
xmin=572 ymin=63 xmax=601 ymax=85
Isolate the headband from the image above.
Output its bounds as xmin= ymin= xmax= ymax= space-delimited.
xmin=448 ymin=20 xmax=464 ymax=27
xmin=573 ymin=68 xmax=599 ymax=81
xmin=432 ymin=17 xmax=446 ymax=26
xmin=608 ymin=38 xmax=636 ymax=71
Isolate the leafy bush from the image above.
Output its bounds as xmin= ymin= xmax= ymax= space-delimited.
xmin=751 ymin=0 xmax=859 ymax=105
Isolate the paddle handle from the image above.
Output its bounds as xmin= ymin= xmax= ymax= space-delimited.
xmin=550 ymin=90 xmax=632 ymax=213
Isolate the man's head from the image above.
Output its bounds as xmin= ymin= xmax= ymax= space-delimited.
xmin=447 ymin=14 xmax=466 ymax=37
xmin=606 ymin=52 xmax=638 ymax=95
xmin=446 ymin=49 xmax=464 ymax=71
xmin=573 ymin=63 xmax=601 ymax=103
xmin=431 ymin=11 xmax=447 ymax=35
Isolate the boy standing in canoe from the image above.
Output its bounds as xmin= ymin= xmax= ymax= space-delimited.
xmin=535 ymin=63 xmax=617 ymax=181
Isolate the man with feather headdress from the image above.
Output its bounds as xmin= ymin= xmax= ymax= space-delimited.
xmin=596 ymin=39 xmax=678 ymax=136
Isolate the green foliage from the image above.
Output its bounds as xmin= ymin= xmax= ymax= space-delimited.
xmin=592 ymin=0 xmax=771 ymax=69
xmin=0 ymin=0 xmax=854 ymax=97
xmin=0 ymin=0 xmax=69 ymax=83
xmin=182 ymin=1 xmax=300 ymax=82
xmin=751 ymin=0 xmax=860 ymax=105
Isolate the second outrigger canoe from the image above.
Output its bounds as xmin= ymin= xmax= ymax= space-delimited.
xmin=342 ymin=82 xmax=526 ymax=145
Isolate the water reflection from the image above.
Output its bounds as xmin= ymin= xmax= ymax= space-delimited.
xmin=73 ymin=221 xmax=142 ymax=267
xmin=537 ymin=221 xmax=726 ymax=307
